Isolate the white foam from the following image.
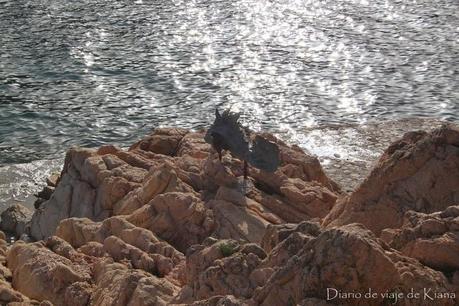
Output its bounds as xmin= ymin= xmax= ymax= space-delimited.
xmin=0 ymin=158 xmax=63 ymax=211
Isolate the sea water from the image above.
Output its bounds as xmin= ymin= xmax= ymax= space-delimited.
xmin=0 ymin=0 xmax=457 ymax=207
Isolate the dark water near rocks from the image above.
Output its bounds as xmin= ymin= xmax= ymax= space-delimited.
xmin=1 ymin=0 xmax=458 ymax=165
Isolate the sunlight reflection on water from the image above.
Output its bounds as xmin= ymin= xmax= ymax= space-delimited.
xmin=0 ymin=0 xmax=457 ymax=164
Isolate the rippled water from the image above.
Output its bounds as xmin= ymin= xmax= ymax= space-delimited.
xmin=1 ymin=0 xmax=458 ymax=165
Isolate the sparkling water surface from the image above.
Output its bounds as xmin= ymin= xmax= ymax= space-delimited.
xmin=0 ymin=0 xmax=458 ymax=166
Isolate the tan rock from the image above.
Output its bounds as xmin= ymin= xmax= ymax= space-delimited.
xmin=215 ymin=186 xmax=283 ymax=225
xmin=12 ymin=125 xmax=459 ymax=306
xmin=127 ymin=192 xmax=214 ymax=252
xmin=7 ymin=241 xmax=92 ymax=306
xmin=91 ymin=260 xmax=178 ymax=306
xmin=202 ymin=157 xmax=240 ymax=191
xmin=30 ymin=147 xmax=149 ymax=240
xmin=0 ymin=279 xmax=33 ymax=304
xmin=129 ymin=128 xmax=189 ymax=156
xmin=324 ymin=124 xmax=459 ymax=235
xmin=171 ymin=156 xmax=206 ymax=192
xmin=1 ymin=203 xmax=33 ymax=238
xmin=260 ymin=222 xmax=320 ymax=271
xmin=208 ymin=170 xmax=338 ymax=225
xmin=175 ymin=240 xmax=266 ymax=303
xmin=385 ymin=207 xmax=459 ymax=272
xmin=210 ymin=200 xmax=268 ymax=243
xmin=113 ymin=163 xmax=195 ymax=216
xmin=279 ymin=179 xmax=338 ymax=218
xmin=77 ymin=241 xmax=106 ymax=257
xmin=175 ymin=131 xmax=212 ymax=159
xmin=103 ymin=235 xmax=173 ymax=276
xmin=260 ymin=221 xmax=320 ymax=254
xmin=46 ymin=172 xmax=60 ymax=187
xmin=252 ymin=223 xmax=455 ymax=306
xmin=94 ymin=175 xmax=140 ymax=218
xmin=56 ymin=217 xmax=184 ymax=267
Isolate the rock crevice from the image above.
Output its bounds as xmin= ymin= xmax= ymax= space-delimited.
xmin=0 ymin=124 xmax=457 ymax=305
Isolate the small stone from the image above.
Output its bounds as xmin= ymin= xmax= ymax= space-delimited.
xmin=46 ymin=173 xmax=60 ymax=187
xmin=0 ymin=203 xmax=33 ymax=238
xmin=37 ymin=186 xmax=55 ymax=200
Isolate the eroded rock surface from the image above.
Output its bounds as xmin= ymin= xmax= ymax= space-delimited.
xmin=1 ymin=125 xmax=457 ymax=305
xmin=30 ymin=128 xmax=340 ymax=243
xmin=381 ymin=206 xmax=459 ymax=273
xmin=174 ymin=239 xmax=266 ymax=303
xmin=252 ymin=223 xmax=457 ymax=306
xmin=0 ymin=203 xmax=32 ymax=238
xmin=324 ymin=124 xmax=459 ymax=235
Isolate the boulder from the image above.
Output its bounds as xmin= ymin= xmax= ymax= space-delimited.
xmin=210 ymin=199 xmax=269 ymax=243
xmin=252 ymin=223 xmax=457 ymax=305
xmin=175 ymin=131 xmax=212 ymax=159
xmin=91 ymin=260 xmax=178 ymax=305
xmin=260 ymin=221 xmax=321 ymax=271
xmin=7 ymin=241 xmax=92 ymax=306
xmin=129 ymin=128 xmax=189 ymax=156
xmin=9 ymin=125 xmax=459 ymax=305
xmin=0 ymin=203 xmax=33 ymax=238
xmin=126 ymin=192 xmax=215 ymax=252
xmin=0 ymin=279 xmax=41 ymax=305
xmin=113 ymin=163 xmax=195 ymax=216
xmin=382 ymin=206 xmax=459 ymax=272
xmin=324 ymin=124 xmax=459 ymax=235
xmin=29 ymin=147 xmax=147 ymax=240
xmin=174 ymin=240 xmax=266 ymax=303
xmin=55 ymin=217 xmax=184 ymax=266
xmin=30 ymin=127 xmax=340 ymax=245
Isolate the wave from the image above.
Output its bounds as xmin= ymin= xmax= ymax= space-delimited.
xmin=0 ymin=158 xmax=63 ymax=212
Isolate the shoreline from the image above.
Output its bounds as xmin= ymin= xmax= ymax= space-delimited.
xmin=0 ymin=121 xmax=457 ymax=304
xmin=305 ymin=117 xmax=445 ymax=192
xmin=0 ymin=117 xmax=446 ymax=211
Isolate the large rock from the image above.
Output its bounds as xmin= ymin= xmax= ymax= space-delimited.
xmin=4 ymin=124 xmax=459 ymax=305
xmin=55 ymin=217 xmax=184 ymax=268
xmin=174 ymin=239 xmax=266 ymax=304
xmin=0 ymin=230 xmax=43 ymax=305
xmin=252 ymin=223 xmax=457 ymax=305
xmin=381 ymin=205 xmax=459 ymax=272
xmin=6 ymin=236 xmax=181 ymax=306
xmin=30 ymin=147 xmax=147 ymax=240
xmin=129 ymin=128 xmax=189 ymax=156
xmin=30 ymin=127 xmax=340 ymax=243
xmin=260 ymin=221 xmax=321 ymax=270
xmin=7 ymin=240 xmax=92 ymax=306
xmin=204 ymin=154 xmax=339 ymax=224
xmin=29 ymin=141 xmax=190 ymax=239
xmin=113 ymin=163 xmax=195 ymax=216
xmin=126 ymin=192 xmax=215 ymax=252
xmin=0 ymin=203 xmax=33 ymax=238
xmin=324 ymin=124 xmax=459 ymax=235
xmin=91 ymin=260 xmax=178 ymax=306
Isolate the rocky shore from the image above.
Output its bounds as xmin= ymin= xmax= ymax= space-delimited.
xmin=0 ymin=124 xmax=458 ymax=305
